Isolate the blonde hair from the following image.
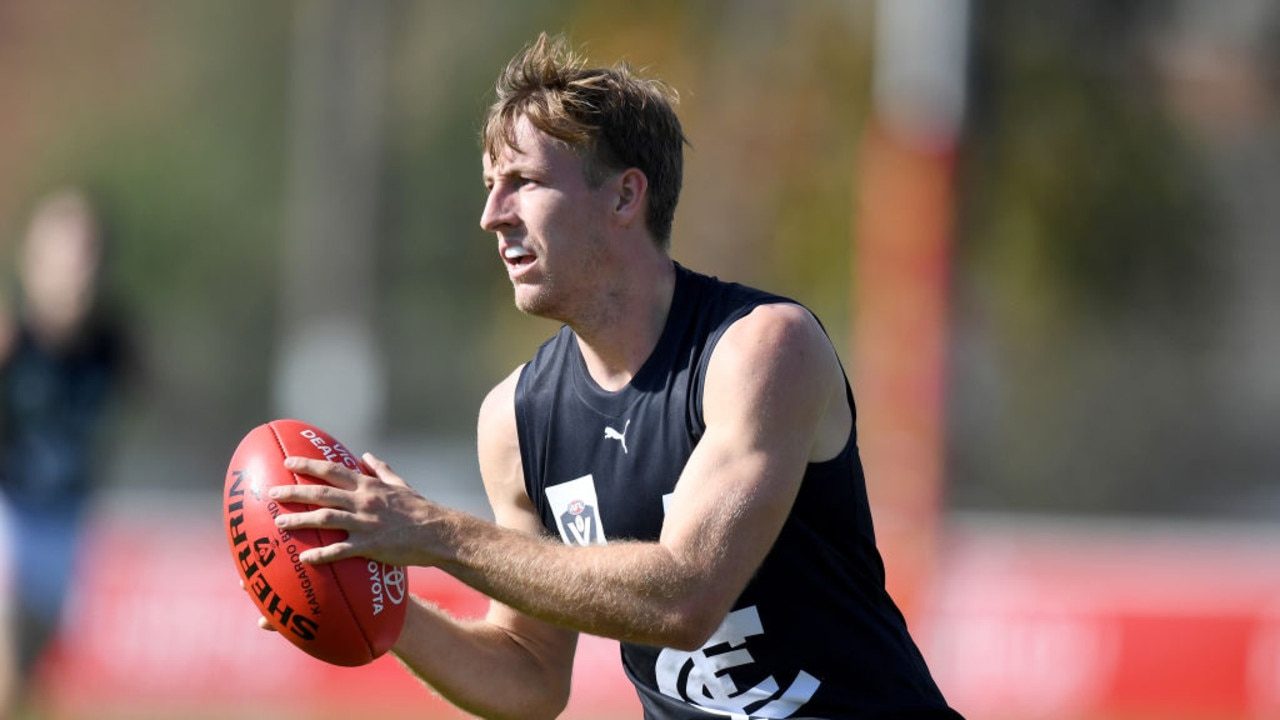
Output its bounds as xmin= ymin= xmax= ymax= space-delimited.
xmin=482 ymin=33 xmax=688 ymax=247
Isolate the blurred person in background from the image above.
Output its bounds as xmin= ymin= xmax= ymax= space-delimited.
xmin=270 ymin=34 xmax=962 ymax=719
xmin=0 ymin=188 xmax=130 ymax=718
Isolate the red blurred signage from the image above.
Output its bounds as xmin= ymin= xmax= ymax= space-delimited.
xmin=33 ymin=511 xmax=639 ymax=720
xmin=23 ymin=509 xmax=1280 ymax=720
xmin=925 ymin=519 xmax=1280 ymax=720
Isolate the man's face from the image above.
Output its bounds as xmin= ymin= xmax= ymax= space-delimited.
xmin=481 ymin=116 xmax=613 ymax=322
xmin=23 ymin=202 xmax=101 ymax=335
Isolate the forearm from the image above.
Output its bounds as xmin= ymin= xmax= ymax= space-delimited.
xmin=392 ymin=594 xmax=573 ymax=720
xmin=431 ymin=508 xmax=721 ymax=650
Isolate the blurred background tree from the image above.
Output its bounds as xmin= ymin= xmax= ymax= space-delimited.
xmin=949 ymin=0 xmax=1278 ymax=518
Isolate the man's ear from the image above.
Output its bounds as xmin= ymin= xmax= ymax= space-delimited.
xmin=612 ymin=168 xmax=648 ymax=226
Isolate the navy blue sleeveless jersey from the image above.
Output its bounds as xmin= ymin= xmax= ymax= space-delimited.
xmin=514 ymin=263 xmax=961 ymax=719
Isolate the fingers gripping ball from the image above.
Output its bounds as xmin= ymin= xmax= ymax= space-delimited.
xmin=223 ymin=419 xmax=408 ymax=666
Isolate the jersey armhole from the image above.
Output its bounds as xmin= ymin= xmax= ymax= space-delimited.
xmin=512 ymin=361 xmax=547 ymax=523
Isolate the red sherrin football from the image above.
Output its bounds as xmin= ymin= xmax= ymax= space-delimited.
xmin=223 ymin=419 xmax=408 ymax=666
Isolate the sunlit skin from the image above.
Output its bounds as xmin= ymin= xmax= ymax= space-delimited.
xmin=481 ymin=117 xmax=613 ymax=325
xmin=481 ymin=116 xmax=675 ymax=389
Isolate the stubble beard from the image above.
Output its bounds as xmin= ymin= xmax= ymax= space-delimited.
xmin=512 ymin=279 xmax=558 ymax=320
xmin=512 ymin=231 xmax=613 ymax=330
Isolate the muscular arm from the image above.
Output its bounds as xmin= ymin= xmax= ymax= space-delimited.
xmin=275 ymin=303 xmax=848 ymax=654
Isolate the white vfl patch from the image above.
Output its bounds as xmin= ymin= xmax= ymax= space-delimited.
xmin=655 ymin=606 xmax=820 ymax=719
xmin=545 ymin=475 xmax=608 ymax=546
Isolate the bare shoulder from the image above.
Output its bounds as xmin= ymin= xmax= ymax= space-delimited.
xmin=706 ymin=302 xmax=849 ymax=461
xmin=478 ymin=365 xmax=523 ymax=449
xmin=476 ymin=366 xmax=535 ymax=526
xmin=712 ymin=302 xmax=839 ymax=378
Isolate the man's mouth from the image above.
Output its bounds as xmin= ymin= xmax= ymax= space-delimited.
xmin=503 ymin=245 xmax=535 ymax=267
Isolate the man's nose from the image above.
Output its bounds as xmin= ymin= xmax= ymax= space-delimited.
xmin=480 ymin=186 xmax=515 ymax=232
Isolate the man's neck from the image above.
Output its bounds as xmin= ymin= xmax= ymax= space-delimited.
xmin=572 ymin=255 xmax=676 ymax=392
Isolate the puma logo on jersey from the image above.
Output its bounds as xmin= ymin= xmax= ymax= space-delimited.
xmin=604 ymin=419 xmax=630 ymax=454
